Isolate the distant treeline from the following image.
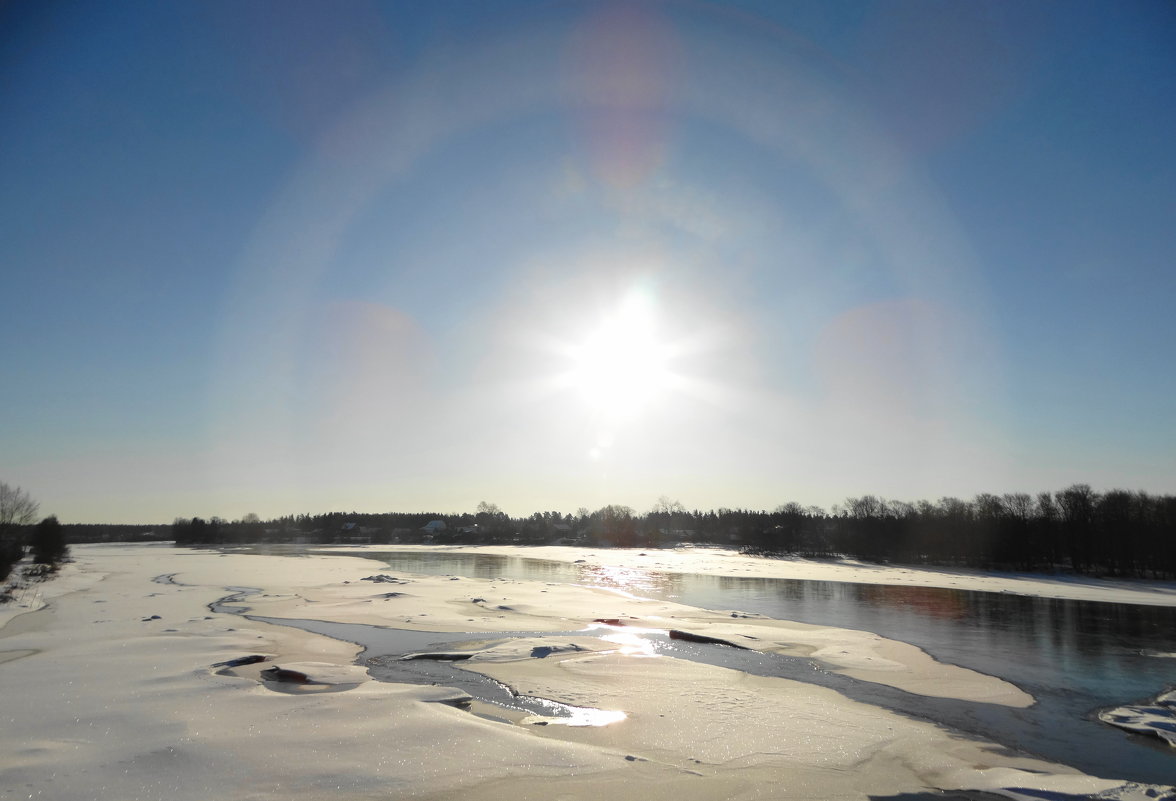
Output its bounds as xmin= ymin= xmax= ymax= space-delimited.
xmin=167 ymin=485 xmax=1176 ymax=580
xmin=61 ymin=523 xmax=165 ymax=543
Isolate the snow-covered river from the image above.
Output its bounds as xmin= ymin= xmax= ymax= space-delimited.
xmin=291 ymin=549 xmax=1176 ymax=785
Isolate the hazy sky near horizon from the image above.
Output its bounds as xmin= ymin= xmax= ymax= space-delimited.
xmin=3 ymin=0 xmax=1174 ymax=524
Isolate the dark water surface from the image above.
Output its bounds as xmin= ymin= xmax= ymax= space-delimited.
xmin=290 ymin=549 xmax=1176 ymax=784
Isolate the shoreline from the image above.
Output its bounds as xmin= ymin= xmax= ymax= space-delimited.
xmin=309 ymin=542 xmax=1176 ymax=607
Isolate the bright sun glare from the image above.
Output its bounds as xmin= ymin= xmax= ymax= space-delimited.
xmin=568 ymin=292 xmax=672 ymax=420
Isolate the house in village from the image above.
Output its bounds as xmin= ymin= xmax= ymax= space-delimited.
xmin=338 ymin=521 xmax=372 ymax=544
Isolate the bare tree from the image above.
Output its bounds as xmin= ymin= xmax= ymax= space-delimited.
xmin=845 ymin=495 xmax=884 ymax=518
xmin=1002 ymin=493 xmax=1034 ymax=521
xmin=0 ymin=482 xmax=38 ymax=581
xmin=651 ymin=496 xmax=685 ymax=515
xmin=595 ymin=504 xmax=637 ymax=547
xmin=0 ymin=483 xmax=39 ymax=530
xmin=475 ymin=501 xmax=502 ymax=518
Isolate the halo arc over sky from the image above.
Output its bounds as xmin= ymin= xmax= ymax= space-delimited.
xmin=211 ymin=3 xmax=1003 ymax=517
xmin=4 ymin=0 xmax=1172 ymax=522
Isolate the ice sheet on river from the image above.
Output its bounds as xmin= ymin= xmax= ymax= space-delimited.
xmin=1099 ymin=689 xmax=1176 ymax=746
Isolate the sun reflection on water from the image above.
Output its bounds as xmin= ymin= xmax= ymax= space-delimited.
xmin=599 ymin=630 xmax=660 ymax=657
xmin=583 ymin=622 xmax=665 ymax=657
xmin=576 ymin=564 xmax=669 ymax=597
xmin=527 ymin=708 xmax=628 ymax=727
xmin=521 ymin=694 xmax=628 ymax=727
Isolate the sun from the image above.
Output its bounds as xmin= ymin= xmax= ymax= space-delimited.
xmin=567 ymin=291 xmax=673 ymax=420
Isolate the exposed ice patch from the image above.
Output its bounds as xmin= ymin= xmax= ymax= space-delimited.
xmin=1099 ymin=689 xmax=1176 ymax=747
xmin=360 ymin=574 xmax=409 ymax=584
xmin=992 ymin=782 xmax=1176 ymax=801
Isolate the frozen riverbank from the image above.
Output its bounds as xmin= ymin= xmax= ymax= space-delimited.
xmin=354 ymin=543 xmax=1176 ymax=607
xmin=0 ymin=544 xmax=1171 ymax=800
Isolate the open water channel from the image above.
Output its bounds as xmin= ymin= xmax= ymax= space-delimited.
xmin=251 ymin=550 xmax=1176 ymax=786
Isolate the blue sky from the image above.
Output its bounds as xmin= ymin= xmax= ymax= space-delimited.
xmin=2 ymin=0 xmax=1173 ymax=523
